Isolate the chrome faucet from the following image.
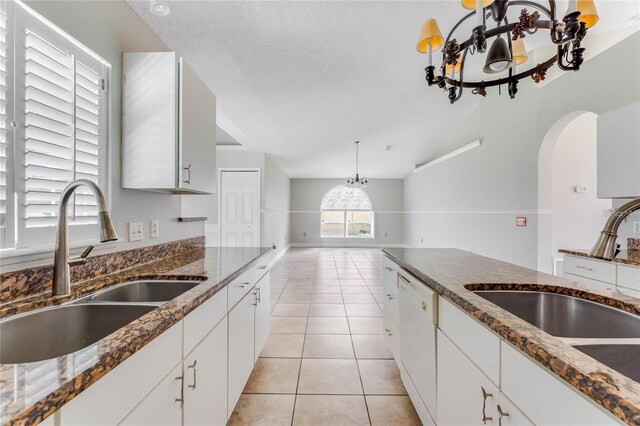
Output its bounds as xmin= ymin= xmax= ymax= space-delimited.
xmin=590 ymin=198 xmax=640 ymax=261
xmin=52 ymin=179 xmax=118 ymax=296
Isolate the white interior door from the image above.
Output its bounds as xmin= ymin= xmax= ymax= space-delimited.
xmin=221 ymin=170 xmax=261 ymax=247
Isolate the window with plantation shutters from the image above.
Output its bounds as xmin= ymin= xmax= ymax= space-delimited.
xmin=1 ymin=2 xmax=109 ymax=251
xmin=0 ymin=1 xmax=12 ymax=250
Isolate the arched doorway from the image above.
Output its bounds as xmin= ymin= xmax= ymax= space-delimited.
xmin=537 ymin=111 xmax=612 ymax=274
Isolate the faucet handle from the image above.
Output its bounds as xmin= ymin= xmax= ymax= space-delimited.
xmin=68 ymin=245 xmax=94 ymax=267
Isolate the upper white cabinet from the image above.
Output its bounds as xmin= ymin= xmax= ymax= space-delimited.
xmin=123 ymin=52 xmax=216 ymax=194
xmin=597 ymin=101 xmax=640 ymax=199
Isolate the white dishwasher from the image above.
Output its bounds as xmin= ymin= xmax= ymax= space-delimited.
xmin=398 ymin=270 xmax=439 ymax=425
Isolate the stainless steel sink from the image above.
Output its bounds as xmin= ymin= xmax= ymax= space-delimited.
xmin=0 ymin=304 xmax=155 ymax=364
xmin=88 ymin=280 xmax=201 ymax=303
xmin=574 ymin=344 xmax=640 ymax=383
xmin=474 ymin=291 xmax=640 ymax=338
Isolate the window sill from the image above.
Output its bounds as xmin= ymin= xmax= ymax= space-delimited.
xmin=0 ymin=240 xmax=118 ymax=270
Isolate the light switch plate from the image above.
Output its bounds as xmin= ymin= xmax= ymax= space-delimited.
xmin=150 ymin=219 xmax=159 ymax=238
xmin=129 ymin=222 xmax=143 ymax=242
xmin=634 ymin=221 xmax=640 ymax=234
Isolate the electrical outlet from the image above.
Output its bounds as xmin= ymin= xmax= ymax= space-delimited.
xmin=150 ymin=219 xmax=159 ymax=238
xmin=303 ymin=232 xmax=307 ymax=237
xmin=128 ymin=222 xmax=143 ymax=242
xmin=634 ymin=221 xmax=640 ymax=234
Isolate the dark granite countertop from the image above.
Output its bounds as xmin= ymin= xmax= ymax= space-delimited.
xmin=0 ymin=246 xmax=271 ymax=425
xmin=383 ymin=248 xmax=640 ymax=425
xmin=559 ymin=249 xmax=640 ymax=268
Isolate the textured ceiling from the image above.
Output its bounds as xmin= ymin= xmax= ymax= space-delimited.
xmin=128 ymin=0 xmax=640 ymax=178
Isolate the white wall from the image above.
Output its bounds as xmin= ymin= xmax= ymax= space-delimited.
xmin=549 ymin=113 xmax=612 ymax=268
xmin=290 ymin=179 xmax=404 ymax=247
xmin=404 ymin=32 xmax=640 ymax=270
xmin=25 ymin=1 xmax=203 ymax=256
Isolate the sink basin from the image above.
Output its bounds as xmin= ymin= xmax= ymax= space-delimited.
xmin=89 ymin=280 xmax=201 ymax=303
xmin=474 ymin=291 xmax=640 ymax=338
xmin=574 ymin=345 xmax=640 ymax=383
xmin=0 ymin=304 xmax=155 ymax=364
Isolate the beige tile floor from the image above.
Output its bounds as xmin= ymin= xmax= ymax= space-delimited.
xmin=228 ymin=248 xmax=422 ymax=426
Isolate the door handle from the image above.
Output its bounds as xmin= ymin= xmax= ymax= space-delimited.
xmin=188 ymin=360 xmax=197 ymax=390
xmin=175 ymin=375 xmax=184 ymax=408
xmin=183 ymin=164 xmax=191 ymax=185
xmin=497 ymin=404 xmax=509 ymax=426
xmin=481 ymin=386 xmax=493 ymax=424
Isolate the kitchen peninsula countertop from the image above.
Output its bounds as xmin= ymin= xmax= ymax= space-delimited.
xmin=383 ymin=248 xmax=640 ymax=425
xmin=559 ymin=248 xmax=640 ymax=267
xmin=0 ymin=246 xmax=271 ymax=425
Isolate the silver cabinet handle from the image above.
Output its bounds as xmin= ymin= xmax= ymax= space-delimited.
xmin=257 ymin=265 xmax=267 ymax=270
xmin=175 ymin=375 xmax=184 ymax=408
xmin=386 ymin=293 xmax=394 ymax=300
xmin=576 ymin=265 xmax=593 ymax=271
xmin=385 ymin=267 xmax=393 ymax=272
xmin=398 ymin=274 xmax=410 ymax=285
xmin=481 ymin=386 xmax=493 ymax=424
xmin=421 ymin=301 xmax=427 ymax=312
xmin=497 ymin=404 xmax=509 ymax=426
xmin=384 ymin=328 xmax=392 ymax=336
xmin=239 ymin=282 xmax=250 ymax=288
xmin=253 ymin=288 xmax=259 ymax=306
xmin=188 ymin=360 xmax=197 ymax=390
xmin=183 ymin=164 xmax=191 ymax=184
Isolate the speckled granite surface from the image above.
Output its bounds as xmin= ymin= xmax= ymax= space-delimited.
xmin=383 ymin=248 xmax=640 ymax=425
xmin=559 ymin=248 xmax=640 ymax=267
xmin=0 ymin=245 xmax=271 ymax=425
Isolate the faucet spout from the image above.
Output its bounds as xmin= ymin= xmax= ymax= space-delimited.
xmin=52 ymin=179 xmax=118 ymax=296
xmin=589 ymin=198 xmax=640 ymax=261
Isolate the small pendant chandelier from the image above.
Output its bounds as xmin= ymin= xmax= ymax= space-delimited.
xmin=416 ymin=0 xmax=599 ymax=104
xmin=346 ymin=141 xmax=368 ymax=188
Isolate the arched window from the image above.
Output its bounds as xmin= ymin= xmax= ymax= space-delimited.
xmin=320 ymin=185 xmax=374 ymax=238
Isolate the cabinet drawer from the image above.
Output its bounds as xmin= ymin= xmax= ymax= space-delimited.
xmin=563 ymin=256 xmax=616 ymax=284
xmin=184 ymin=286 xmax=228 ymax=355
xmin=228 ymin=270 xmax=256 ymax=309
xmin=617 ymin=285 xmax=640 ymax=299
xmin=438 ymin=298 xmax=500 ymax=385
xmin=564 ymin=273 xmax=615 ymax=293
xmin=618 ymin=264 xmax=640 ymax=291
xmin=383 ymin=308 xmax=399 ymax=360
xmin=501 ymin=343 xmax=617 ymax=425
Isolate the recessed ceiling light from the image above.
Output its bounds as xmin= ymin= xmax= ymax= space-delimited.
xmin=150 ymin=1 xmax=170 ymax=17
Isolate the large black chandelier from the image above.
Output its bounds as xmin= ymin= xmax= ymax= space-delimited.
xmin=417 ymin=0 xmax=599 ymax=104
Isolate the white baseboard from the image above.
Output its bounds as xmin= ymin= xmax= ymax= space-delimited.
xmin=289 ymin=243 xmax=408 ymax=248
xmin=268 ymin=244 xmax=290 ymax=267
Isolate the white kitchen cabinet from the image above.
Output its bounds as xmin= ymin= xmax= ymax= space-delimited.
xmin=382 ymin=308 xmax=399 ymax=360
xmin=184 ymin=317 xmax=228 ymax=426
xmin=563 ymin=254 xmax=640 ymax=299
xmin=563 ymin=255 xmax=617 ymax=285
xmin=437 ymin=330 xmax=500 ymax=426
xmin=59 ymin=323 xmax=183 ymax=425
xmin=119 ymin=364 xmax=183 ymax=426
xmin=597 ymin=101 xmax=640 ymax=199
xmin=228 ymin=287 xmax=257 ymax=417
xmin=122 ymin=52 xmax=216 ymax=194
xmin=254 ymin=274 xmax=270 ymax=363
xmin=501 ymin=343 xmax=617 ymax=426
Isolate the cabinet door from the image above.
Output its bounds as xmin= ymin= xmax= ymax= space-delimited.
xmin=119 ymin=364 xmax=183 ymax=426
xmin=179 ymin=58 xmax=216 ymax=193
xmin=228 ymin=289 xmax=256 ymax=417
xmin=122 ymin=52 xmax=178 ymax=190
xmin=254 ymin=273 xmax=270 ymax=362
xmin=437 ymin=330 xmax=499 ymax=425
xmin=496 ymin=392 xmax=533 ymax=426
xmin=184 ymin=317 xmax=228 ymax=426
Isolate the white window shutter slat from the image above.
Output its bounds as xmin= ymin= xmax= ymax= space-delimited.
xmin=0 ymin=0 xmax=13 ymax=249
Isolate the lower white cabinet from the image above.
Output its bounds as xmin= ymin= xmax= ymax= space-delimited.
xmin=254 ymin=274 xmax=270 ymax=363
xmin=501 ymin=343 xmax=617 ymax=426
xmin=228 ymin=287 xmax=257 ymax=417
xmin=120 ymin=364 xmax=183 ymax=426
xmin=437 ymin=329 xmax=500 ymax=426
xmin=184 ymin=316 xmax=228 ymax=426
